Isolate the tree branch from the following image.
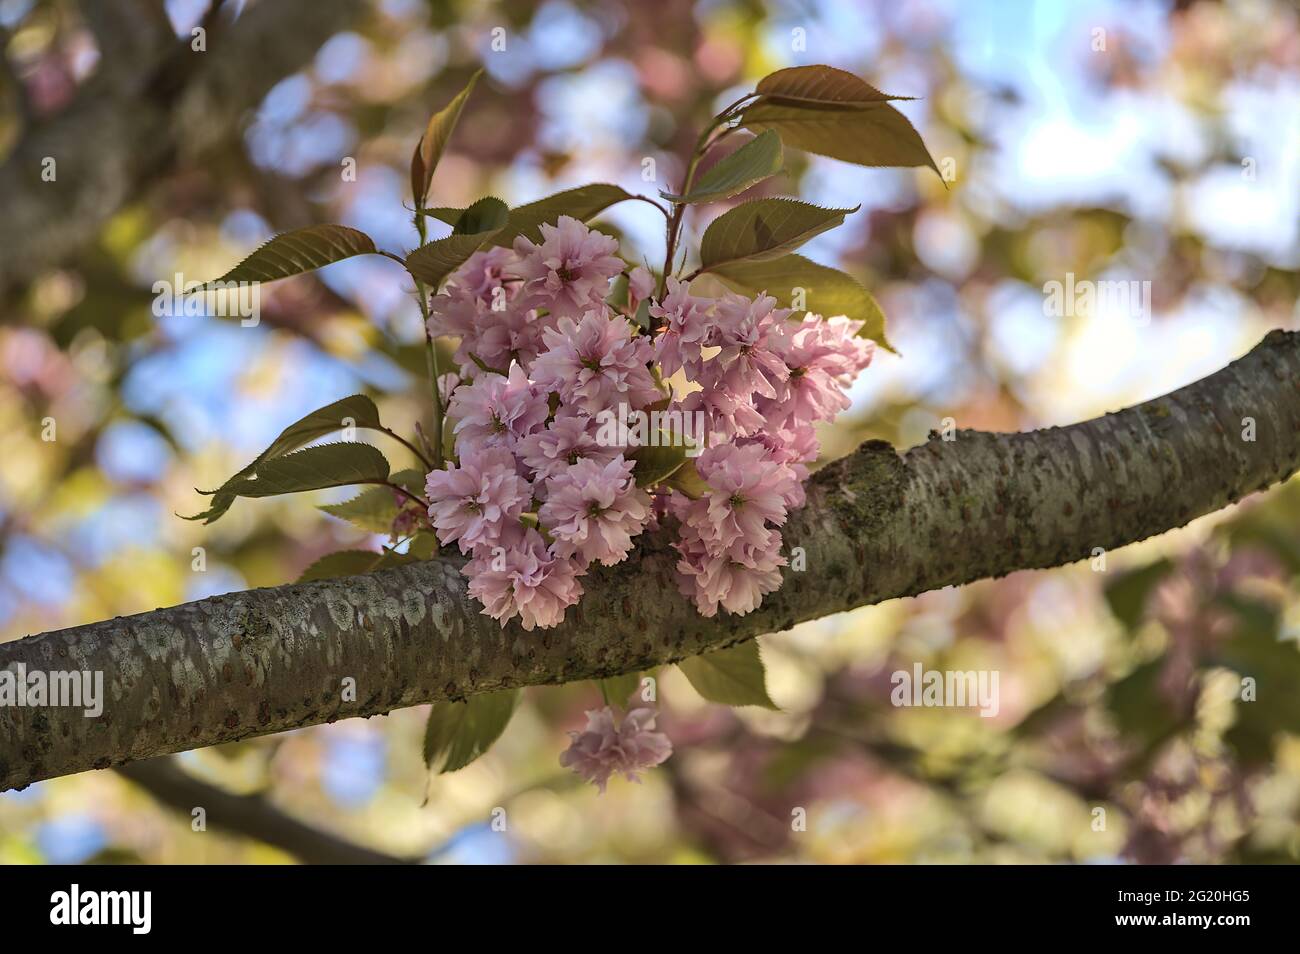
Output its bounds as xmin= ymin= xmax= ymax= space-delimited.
xmin=0 ymin=0 xmax=362 ymax=296
xmin=2 ymin=330 xmax=1298 ymax=790
xmin=115 ymin=757 xmax=416 ymax=864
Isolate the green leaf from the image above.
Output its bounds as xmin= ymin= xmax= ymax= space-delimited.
xmin=422 ymin=207 xmax=464 ymax=228
xmin=185 ymin=395 xmax=385 ymax=524
xmin=664 ymin=459 xmax=709 ymax=499
xmin=489 ymin=184 xmax=635 ymax=247
xmin=755 ymin=64 xmax=913 ymax=105
xmin=423 ymin=689 xmax=522 ymax=774
xmin=708 ymin=253 xmax=891 ymax=350
xmin=660 ymin=130 xmax=783 ymax=204
xmin=1103 ymin=559 xmax=1174 ymax=631
xmin=630 ymin=442 xmax=687 ymax=487
xmin=405 ymin=231 xmax=500 ymax=289
xmin=201 ymin=225 xmax=378 ymax=287
xmin=297 ymin=548 xmax=415 ymax=584
xmin=319 ymin=468 xmax=425 ymax=534
xmin=225 ymin=442 xmax=390 ymax=499
xmin=678 ymin=641 xmax=777 ymax=709
xmin=411 ymin=70 xmax=482 ymax=208
xmin=740 ymin=97 xmax=939 ymax=174
xmin=452 ymin=196 xmax=510 ymax=235
xmin=699 ymin=198 xmax=855 ymax=272
xmin=598 ymin=672 xmax=641 ymax=706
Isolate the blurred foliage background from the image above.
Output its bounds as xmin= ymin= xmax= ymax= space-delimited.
xmin=1 ymin=0 xmax=1299 ymax=864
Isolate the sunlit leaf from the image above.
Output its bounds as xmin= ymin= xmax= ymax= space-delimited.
xmin=755 ymin=64 xmax=913 ymax=105
xmin=598 ymin=672 xmax=641 ymax=707
xmin=185 ymin=395 xmax=385 ymax=524
xmin=708 ymin=253 xmax=891 ymax=350
xmin=741 ymin=97 xmax=939 ymax=174
xmin=678 ymin=641 xmax=777 ymax=709
xmin=225 ymin=442 xmax=390 ymax=498
xmin=411 ymin=70 xmax=482 ymax=208
xmin=664 ymin=459 xmax=709 ymax=499
xmin=699 ymin=198 xmax=855 ymax=270
xmin=423 ymin=688 xmax=522 ymax=774
xmin=630 ymin=442 xmax=687 ymax=487
xmin=319 ymin=468 xmax=425 ymax=533
xmin=201 ymin=225 xmax=378 ymax=287
xmin=660 ymin=130 xmax=783 ymax=204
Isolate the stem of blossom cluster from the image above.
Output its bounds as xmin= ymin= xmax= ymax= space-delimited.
xmin=413 ymin=212 xmax=445 ymax=470
xmin=658 ymin=96 xmax=756 ymax=299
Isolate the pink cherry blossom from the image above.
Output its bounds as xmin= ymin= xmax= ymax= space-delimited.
xmin=678 ymin=384 xmax=766 ymax=443
xmin=651 ymin=278 xmax=713 ymax=377
xmin=540 ymin=455 xmax=651 ymax=566
xmin=759 ymin=314 xmax=875 ymax=428
xmin=426 ymin=247 xmax=514 ymax=339
xmin=510 ymin=216 xmax=625 ymax=315
xmin=559 ymin=705 xmax=673 ymax=792
xmin=705 ymin=291 xmax=791 ymax=400
xmin=516 ymin=408 xmax=620 ymax=485
xmin=425 ymin=447 xmax=531 ymax=554
xmin=530 ymin=309 xmax=661 ymax=414
xmin=447 ymin=362 xmax=549 ymax=451
xmin=692 ymin=441 xmax=800 ymax=552
xmin=463 ymin=524 xmax=586 ymax=630
xmin=675 ymin=525 xmax=787 ymax=617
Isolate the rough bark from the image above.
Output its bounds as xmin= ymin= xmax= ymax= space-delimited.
xmin=0 ymin=0 xmax=362 ymax=296
xmin=2 ymin=330 xmax=1298 ymax=790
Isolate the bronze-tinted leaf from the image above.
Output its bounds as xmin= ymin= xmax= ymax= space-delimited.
xmin=755 ymin=64 xmax=913 ymax=105
xmin=741 ymin=99 xmax=939 ymax=173
xmin=412 ymin=70 xmax=482 ymax=208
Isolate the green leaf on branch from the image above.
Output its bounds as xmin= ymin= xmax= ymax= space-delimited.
xmin=224 ymin=442 xmax=390 ymax=499
xmin=630 ymin=442 xmax=687 ymax=487
xmin=411 ymin=69 xmax=482 ymax=209
xmin=319 ymin=468 xmax=425 ymax=533
xmin=740 ymin=88 xmax=939 ymax=174
xmin=598 ymin=672 xmax=642 ymax=707
xmin=405 ymin=231 xmax=501 ymax=289
xmin=489 ymin=184 xmax=636 ymax=247
xmin=699 ymin=198 xmax=855 ymax=270
xmin=708 ymin=253 xmax=891 ymax=350
xmin=296 ymin=549 xmax=414 ymax=584
xmin=664 ymin=459 xmax=709 ymax=499
xmin=452 ymin=196 xmax=510 ymax=235
xmin=660 ymin=130 xmax=783 ymax=204
xmin=423 ymin=688 xmax=522 ymax=774
xmin=754 ymin=65 xmax=914 ymax=105
xmin=185 ymin=395 xmax=386 ymax=524
xmin=678 ymin=641 xmax=777 ymax=709
xmin=200 ymin=225 xmax=379 ymax=287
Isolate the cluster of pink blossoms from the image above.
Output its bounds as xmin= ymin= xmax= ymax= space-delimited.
xmin=423 ymin=216 xmax=874 ymax=630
